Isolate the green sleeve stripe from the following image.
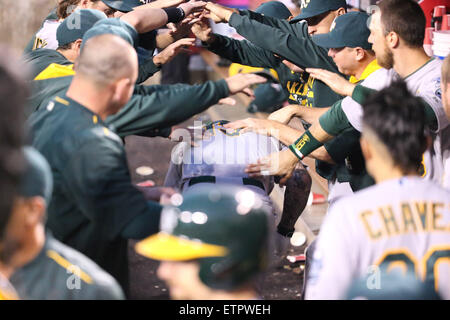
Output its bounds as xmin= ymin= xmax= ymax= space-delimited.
xmin=351 ymin=85 xmax=378 ymax=105
xmin=319 ymin=100 xmax=353 ymax=136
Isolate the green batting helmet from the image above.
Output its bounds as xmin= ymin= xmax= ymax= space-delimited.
xmin=136 ymin=184 xmax=271 ymax=290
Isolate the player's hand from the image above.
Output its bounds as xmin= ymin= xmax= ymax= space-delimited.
xmin=153 ymin=38 xmax=196 ymax=66
xmin=282 ymin=60 xmax=304 ymax=73
xmin=225 ymin=73 xmax=267 ymax=95
xmin=167 ymin=15 xmax=202 ymax=39
xmin=246 ymin=149 xmax=299 ymax=185
xmin=268 ymin=105 xmax=299 ymax=124
xmin=179 ymin=1 xmax=206 ymax=16
xmin=306 ymin=68 xmax=356 ymax=97
xmin=224 ymin=118 xmax=279 ymax=136
xmin=191 ymin=18 xmax=213 ymax=43
xmin=203 ymin=2 xmax=238 ymax=23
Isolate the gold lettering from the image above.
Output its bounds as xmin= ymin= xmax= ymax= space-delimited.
xmin=379 ymin=206 xmax=399 ymax=236
xmin=359 ymin=210 xmax=382 ymax=240
xmin=432 ymin=203 xmax=447 ymax=231
xmin=414 ymin=201 xmax=427 ymax=231
xmin=400 ymin=203 xmax=417 ymax=234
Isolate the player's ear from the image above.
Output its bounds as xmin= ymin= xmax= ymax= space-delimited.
xmin=386 ymin=31 xmax=399 ymax=49
xmin=336 ymin=7 xmax=346 ymax=16
xmin=24 ymin=197 xmax=46 ymax=228
xmin=73 ymin=39 xmax=83 ymax=56
xmin=355 ymin=48 xmax=365 ymax=62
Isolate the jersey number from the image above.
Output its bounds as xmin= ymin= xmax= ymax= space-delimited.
xmin=377 ymin=246 xmax=450 ymax=292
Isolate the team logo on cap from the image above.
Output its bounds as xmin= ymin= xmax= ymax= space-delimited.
xmin=300 ymin=0 xmax=311 ymax=9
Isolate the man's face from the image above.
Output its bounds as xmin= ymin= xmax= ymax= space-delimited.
xmin=328 ymin=47 xmax=358 ymax=76
xmin=305 ymin=11 xmax=337 ymax=35
xmin=157 ymin=260 xmax=210 ymax=300
xmin=368 ymin=11 xmax=393 ymax=69
xmin=87 ymin=1 xmax=116 ymax=17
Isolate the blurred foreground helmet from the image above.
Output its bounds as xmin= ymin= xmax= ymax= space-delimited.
xmin=135 ymin=184 xmax=271 ymax=290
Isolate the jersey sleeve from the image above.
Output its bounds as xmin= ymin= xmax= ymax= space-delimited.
xmin=305 ymin=199 xmax=358 ymax=299
xmin=61 ymin=136 xmax=162 ymax=239
xmin=228 ymin=13 xmax=338 ymax=71
xmin=105 ymin=80 xmax=229 ymax=137
xmin=205 ymin=34 xmax=280 ymax=69
xmin=418 ymin=77 xmax=449 ymax=133
xmin=238 ymin=10 xmax=304 ymax=36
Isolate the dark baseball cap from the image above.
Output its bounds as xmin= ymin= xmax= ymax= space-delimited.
xmin=102 ymin=0 xmax=142 ymax=13
xmin=291 ymin=0 xmax=347 ymax=23
xmin=82 ymin=18 xmax=139 ymax=49
xmin=19 ymin=147 xmax=53 ymax=204
xmin=312 ymin=12 xmax=372 ymax=50
xmin=57 ymin=9 xmax=107 ymax=46
xmin=255 ymin=1 xmax=292 ymax=20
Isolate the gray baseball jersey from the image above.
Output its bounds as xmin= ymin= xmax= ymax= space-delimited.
xmin=341 ymin=58 xmax=448 ymax=184
xmin=164 ymin=121 xmax=281 ymax=194
xmin=305 ymin=177 xmax=450 ymax=300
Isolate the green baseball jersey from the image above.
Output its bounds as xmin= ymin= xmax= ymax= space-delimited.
xmin=10 ymin=233 xmax=124 ymax=300
xmin=25 ymin=48 xmax=230 ymax=138
xmin=28 ymin=95 xmax=164 ymax=290
xmin=205 ymin=34 xmax=314 ymax=106
xmin=227 ymin=10 xmax=366 ymax=184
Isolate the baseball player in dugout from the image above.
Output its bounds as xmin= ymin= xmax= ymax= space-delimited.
xmin=28 ymin=33 xmax=165 ymax=295
xmin=25 ymin=6 xmax=266 ymax=139
xmin=244 ymin=0 xmax=448 ymax=189
xmin=305 ymin=81 xmax=450 ymax=300
xmin=0 ymin=49 xmax=28 ymax=301
xmin=201 ymin=0 xmax=382 ymax=203
xmin=226 ymin=11 xmax=381 ymax=193
xmin=164 ymin=120 xmax=311 ymax=253
xmin=135 ymin=184 xmax=272 ymax=300
xmin=0 ymin=147 xmax=124 ymax=300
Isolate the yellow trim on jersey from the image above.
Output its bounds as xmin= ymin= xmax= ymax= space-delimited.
xmin=93 ymin=115 xmax=98 ymax=124
xmin=349 ymin=59 xmax=381 ymax=84
xmin=34 ymin=63 xmax=75 ymax=81
xmin=136 ymin=232 xmax=228 ymax=261
xmin=54 ymin=96 xmax=69 ymax=106
xmin=46 ymin=250 xmax=93 ymax=284
xmin=375 ymin=247 xmax=419 ymax=276
xmin=228 ymin=63 xmax=279 ymax=81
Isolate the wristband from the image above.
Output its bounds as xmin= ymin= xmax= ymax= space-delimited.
xmin=289 ymin=130 xmax=322 ymax=160
xmin=163 ymin=7 xmax=185 ymax=24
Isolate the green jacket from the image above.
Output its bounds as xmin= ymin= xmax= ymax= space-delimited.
xmin=25 ymin=49 xmax=230 ymax=138
xmin=10 ymin=233 xmax=124 ymax=300
xmin=227 ymin=10 xmax=360 ymax=183
xmin=28 ymin=95 xmax=163 ymax=290
xmin=206 ymin=34 xmax=312 ymax=106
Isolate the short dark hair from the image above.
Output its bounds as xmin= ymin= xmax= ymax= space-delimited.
xmin=362 ymin=80 xmax=427 ymax=174
xmin=0 ymin=47 xmax=27 ymax=239
xmin=57 ymin=41 xmax=75 ymax=51
xmin=57 ymin=0 xmax=81 ymax=20
xmin=378 ymin=0 xmax=426 ymax=48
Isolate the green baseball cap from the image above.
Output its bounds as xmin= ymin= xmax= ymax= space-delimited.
xmin=136 ymin=184 xmax=271 ymax=290
xmin=82 ymin=18 xmax=139 ymax=49
xmin=19 ymin=147 xmax=53 ymax=204
xmin=312 ymin=12 xmax=372 ymax=50
xmin=102 ymin=0 xmax=142 ymax=13
xmin=57 ymin=9 xmax=107 ymax=47
xmin=255 ymin=1 xmax=292 ymax=20
xmin=291 ymin=0 xmax=346 ymax=23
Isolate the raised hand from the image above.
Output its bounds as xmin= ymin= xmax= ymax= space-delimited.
xmin=191 ymin=18 xmax=213 ymax=43
xmin=224 ymin=118 xmax=279 ymax=136
xmin=245 ymin=149 xmax=299 ymax=185
xmin=203 ymin=2 xmax=237 ymax=23
xmin=179 ymin=1 xmax=207 ymax=16
xmin=153 ymin=38 xmax=196 ymax=66
xmin=306 ymin=68 xmax=356 ymax=96
xmin=225 ymin=73 xmax=267 ymax=95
